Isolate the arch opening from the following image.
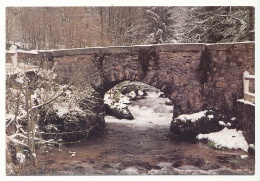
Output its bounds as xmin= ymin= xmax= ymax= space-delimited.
xmin=103 ymin=80 xmax=174 ymax=128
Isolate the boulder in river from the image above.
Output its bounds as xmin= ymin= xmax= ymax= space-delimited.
xmin=105 ymin=102 xmax=134 ymax=120
xmin=121 ymin=84 xmax=148 ymax=100
xmin=104 ymin=82 xmax=150 ymax=120
xmin=169 ymin=110 xmax=225 ymax=141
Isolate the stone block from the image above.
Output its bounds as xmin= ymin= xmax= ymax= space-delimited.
xmin=230 ymin=84 xmax=238 ymax=93
xmin=216 ymin=81 xmax=228 ymax=88
xmin=114 ymin=65 xmax=124 ymax=71
xmin=115 ymin=71 xmax=125 ymax=81
xmin=224 ymin=73 xmax=234 ymax=81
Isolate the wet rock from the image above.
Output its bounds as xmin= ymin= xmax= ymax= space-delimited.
xmin=178 ymin=165 xmax=200 ymax=170
xmin=201 ymin=162 xmax=220 ymax=170
xmin=54 ymin=171 xmax=75 ymax=175
xmin=121 ymin=84 xmax=139 ymax=95
xmin=148 ymin=166 xmax=175 ymax=175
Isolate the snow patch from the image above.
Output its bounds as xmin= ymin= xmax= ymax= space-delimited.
xmin=240 ymin=155 xmax=248 ymax=159
xmin=197 ymin=128 xmax=248 ymax=152
xmin=226 ymin=122 xmax=232 ymax=127
xmin=16 ymin=153 xmax=26 ymax=164
xmin=118 ymin=95 xmax=130 ymax=104
xmin=218 ymin=121 xmax=225 ymax=126
xmin=218 ymin=121 xmax=232 ymax=127
xmin=230 ymin=117 xmax=236 ymax=121
xmin=176 ymin=110 xmax=208 ymax=122
xmin=53 ymin=103 xmax=83 ymax=117
xmin=207 ymin=115 xmax=214 ymax=119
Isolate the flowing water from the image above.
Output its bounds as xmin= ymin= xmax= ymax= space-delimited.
xmin=21 ymin=83 xmax=254 ymax=175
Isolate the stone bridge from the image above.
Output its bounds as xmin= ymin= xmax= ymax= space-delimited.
xmin=7 ymin=42 xmax=255 ymax=142
xmin=5 ymin=42 xmax=255 ymax=144
xmin=34 ymin=42 xmax=254 ymax=118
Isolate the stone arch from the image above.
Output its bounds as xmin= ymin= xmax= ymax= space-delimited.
xmin=38 ymin=44 xmax=209 ymax=120
xmin=99 ymin=48 xmax=181 ymax=118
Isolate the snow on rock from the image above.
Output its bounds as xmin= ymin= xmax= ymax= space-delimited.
xmin=218 ymin=121 xmax=232 ymax=127
xmin=111 ymin=103 xmax=127 ymax=113
xmin=15 ymin=73 xmax=25 ymax=84
xmin=128 ymin=91 xmax=136 ymax=99
xmin=138 ymin=90 xmax=144 ymax=96
xmin=207 ymin=115 xmax=214 ymax=119
xmin=226 ymin=122 xmax=232 ymax=127
xmin=248 ymin=144 xmax=255 ymax=155
xmin=196 ymin=128 xmax=249 ymax=152
xmin=218 ymin=121 xmax=226 ymax=126
xmin=230 ymin=117 xmax=236 ymax=121
xmin=249 ymin=144 xmax=255 ymax=149
xmin=240 ymin=155 xmax=248 ymax=159
xmin=53 ymin=103 xmax=84 ymax=118
xmin=16 ymin=152 xmax=26 ymax=164
xmin=175 ymin=110 xmax=209 ymax=123
xmin=53 ymin=104 xmax=70 ymax=117
xmin=5 ymin=114 xmax=15 ymax=122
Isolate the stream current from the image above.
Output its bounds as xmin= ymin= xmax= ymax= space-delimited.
xmin=22 ymin=83 xmax=254 ymax=175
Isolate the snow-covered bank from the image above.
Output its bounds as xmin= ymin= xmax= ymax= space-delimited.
xmin=197 ymin=128 xmax=249 ymax=152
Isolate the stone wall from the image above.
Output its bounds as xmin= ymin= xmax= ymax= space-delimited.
xmin=237 ymin=100 xmax=255 ymax=144
xmin=201 ymin=43 xmax=255 ymax=115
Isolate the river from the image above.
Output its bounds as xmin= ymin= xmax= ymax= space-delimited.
xmin=21 ymin=83 xmax=254 ymax=175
